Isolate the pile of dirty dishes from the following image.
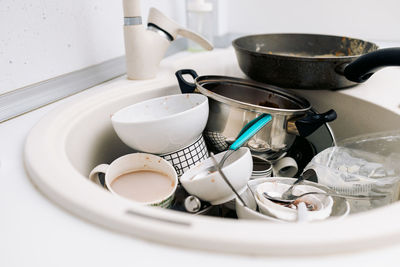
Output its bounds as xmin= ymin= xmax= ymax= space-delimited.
xmin=86 ymin=85 xmax=399 ymax=223
xmin=87 ymin=67 xmax=339 ymax=216
xmin=89 ymin=93 xmax=258 ymax=212
xmin=92 ymin=91 xmax=274 ymax=212
xmin=236 ymin=178 xmax=350 ymax=222
xmin=256 ymin=180 xmax=334 ymax=222
xmin=87 ymin=91 xmax=349 ymax=222
xmin=90 ymin=93 xmax=212 ymax=207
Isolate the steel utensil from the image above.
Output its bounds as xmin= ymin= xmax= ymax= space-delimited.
xmin=176 ymin=69 xmax=337 ymax=156
xmin=191 ymin=113 xmax=272 ymax=180
xmin=210 ymin=153 xmax=247 ymax=207
xmin=263 ymin=191 xmax=386 ymax=204
xmin=280 ymin=169 xmax=317 ymax=200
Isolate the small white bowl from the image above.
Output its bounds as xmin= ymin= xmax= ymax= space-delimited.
xmin=111 ymin=94 xmax=209 ymax=154
xmin=180 ymin=147 xmax=252 ymax=205
xmin=255 ymin=181 xmax=333 ymax=222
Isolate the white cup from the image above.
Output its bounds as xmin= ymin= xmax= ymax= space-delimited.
xmin=180 ymin=147 xmax=252 ymax=205
xmin=89 ymin=153 xmax=178 ymax=208
xmin=272 ymin=157 xmax=298 ymax=178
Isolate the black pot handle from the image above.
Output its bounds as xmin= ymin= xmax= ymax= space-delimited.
xmin=293 ymin=109 xmax=337 ymax=137
xmin=344 ymin=47 xmax=400 ymax=83
xmin=175 ymin=69 xmax=199 ymax=94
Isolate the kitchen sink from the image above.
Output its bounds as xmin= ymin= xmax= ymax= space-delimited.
xmin=24 ymin=48 xmax=400 ymax=256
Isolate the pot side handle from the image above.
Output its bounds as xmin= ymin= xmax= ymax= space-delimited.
xmin=344 ymin=47 xmax=400 ymax=83
xmin=289 ymin=109 xmax=337 ymax=137
xmin=175 ymin=69 xmax=199 ymax=94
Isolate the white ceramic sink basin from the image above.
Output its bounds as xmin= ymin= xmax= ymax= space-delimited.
xmin=24 ymin=48 xmax=400 ymax=256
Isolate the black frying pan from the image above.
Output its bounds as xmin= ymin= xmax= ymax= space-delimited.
xmin=232 ymin=33 xmax=400 ymax=90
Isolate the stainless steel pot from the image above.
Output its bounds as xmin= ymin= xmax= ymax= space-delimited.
xmin=175 ymin=69 xmax=337 ymax=158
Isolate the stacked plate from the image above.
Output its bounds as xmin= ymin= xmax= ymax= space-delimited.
xmin=251 ymin=155 xmax=272 ymax=179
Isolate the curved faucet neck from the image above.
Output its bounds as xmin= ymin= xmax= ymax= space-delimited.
xmin=123 ymin=0 xmax=142 ymax=18
xmin=123 ymin=1 xmax=213 ymax=80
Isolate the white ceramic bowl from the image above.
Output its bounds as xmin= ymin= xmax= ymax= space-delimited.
xmin=236 ymin=178 xmax=350 ymax=222
xmin=255 ymin=180 xmax=333 ymax=222
xmin=180 ymin=147 xmax=252 ymax=205
xmin=111 ymin=94 xmax=209 ymax=154
xmin=235 ymin=183 xmax=284 ymax=222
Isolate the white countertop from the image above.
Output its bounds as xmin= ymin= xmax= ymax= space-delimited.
xmin=2 ymin=48 xmax=400 ymax=266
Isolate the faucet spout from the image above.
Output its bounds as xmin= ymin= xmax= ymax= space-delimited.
xmin=123 ymin=3 xmax=214 ymax=80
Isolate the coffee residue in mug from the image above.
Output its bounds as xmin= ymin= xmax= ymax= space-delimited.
xmin=111 ymin=170 xmax=174 ymax=203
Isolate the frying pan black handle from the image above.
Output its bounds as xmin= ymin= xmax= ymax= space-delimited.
xmin=295 ymin=109 xmax=337 ymax=137
xmin=175 ymin=69 xmax=199 ymax=94
xmin=344 ymin=47 xmax=400 ymax=83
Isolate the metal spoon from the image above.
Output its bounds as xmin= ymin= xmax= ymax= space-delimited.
xmin=246 ymin=183 xmax=258 ymax=210
xmin=280 ymin=169 xmax=317 ymax=200
xmin=263 ymin=191 xmax=386 ymax=204
xmin=191 ymin=114 xmax=272 ymax=180
xmin=210 ymin=153 xmax=247 ymax=207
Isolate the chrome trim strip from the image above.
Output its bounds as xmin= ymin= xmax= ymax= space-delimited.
xmin=0 ymin=39 xmax=188 ymax=123
xmin=0 ymin=57 xmax=125 ymax=123
xmin=124 ymin=16 xmax=142 ymax=26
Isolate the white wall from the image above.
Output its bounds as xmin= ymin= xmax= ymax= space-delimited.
xmin=0 ymin=0 xmax=184 ymax=95
xmin=216 ymin=0 xmax=400 ymax=42
xmin=1 ymin=0 xmax=399 ymax=95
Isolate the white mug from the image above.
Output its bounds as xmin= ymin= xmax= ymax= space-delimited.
xmin=89 ymin=153 xmax=178 ymax=208
xmin=272 ymin=157 xmax=298 ymax=178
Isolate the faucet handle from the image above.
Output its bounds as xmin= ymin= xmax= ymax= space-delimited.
xmin=148 ymin=8 xmax=213 ymax=50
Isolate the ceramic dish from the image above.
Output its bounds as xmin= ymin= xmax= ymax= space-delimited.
xmin=180 ymin=147 xmax=252 ymax=205
xmin=255 ymin=182 xmax=333 ymax=222
xmin=251 ymin=155 xmax=272 ymax=179
xmin=235 ymin=178 xmax=350 ymax=222
xmin=111 ymin=93 xmax=209 ymax=154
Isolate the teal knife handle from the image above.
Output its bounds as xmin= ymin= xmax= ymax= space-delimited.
xmin=229 ymin=114 xmax=272 ymax=151
xmin=236 ymin=113 xmax=267 ymax=138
